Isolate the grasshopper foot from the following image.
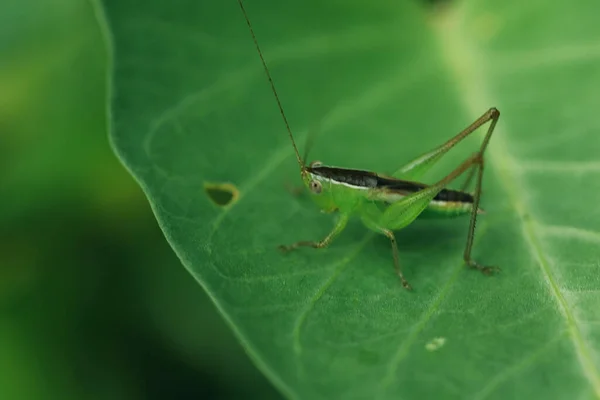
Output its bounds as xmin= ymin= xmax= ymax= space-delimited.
xmin=467 ymin=260 xmax=500 ymax=275
xmin=399 ymin=276 xmax=413 ymax=291
xmin=481 ymin=265 xmax=501 ymax=275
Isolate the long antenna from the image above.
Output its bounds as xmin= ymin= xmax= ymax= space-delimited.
xmin=237 ymin=0 xmax=305 ymax=171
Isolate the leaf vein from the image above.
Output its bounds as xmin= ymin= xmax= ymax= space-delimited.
xmin=292 ymin=232 xmax=375 ymax=356
xmin=377 ymin=261 xmax=464 ymax=395
xmin=434 ymin=4 xmax=600 ymax=395
xmin=472 ymin=331 xmax=567 ymax=400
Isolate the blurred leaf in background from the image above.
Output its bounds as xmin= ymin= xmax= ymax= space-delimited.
xmin=106 ymin=0 xmax=600 ymax=399
xmin=0 ymin=0 xmax=280 ymax=399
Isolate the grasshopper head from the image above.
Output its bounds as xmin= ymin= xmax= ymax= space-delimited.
xmin=302 ymin=161 xmax=337 ymax=212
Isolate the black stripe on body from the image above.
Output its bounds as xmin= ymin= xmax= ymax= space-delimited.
xmin=308 ymin=166 xmax=474 ymax=204
xmin=308 ymin=166 xmax=379 ymax=188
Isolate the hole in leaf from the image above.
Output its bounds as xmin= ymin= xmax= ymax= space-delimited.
xmin=204 ymin=182 xmax=239 ymax=207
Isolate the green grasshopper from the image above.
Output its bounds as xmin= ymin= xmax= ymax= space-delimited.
xmin=238 ymin=0 xmax=500 ymax=290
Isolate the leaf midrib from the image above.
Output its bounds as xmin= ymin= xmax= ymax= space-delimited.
xmin=432 ymin=4 xmax=600 ymax=396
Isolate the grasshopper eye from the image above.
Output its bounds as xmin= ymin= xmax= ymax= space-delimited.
xmin=309 ymin=180 xmax=322 ymax=194
xmin=309 ymin=160 xmax=322 ymax=168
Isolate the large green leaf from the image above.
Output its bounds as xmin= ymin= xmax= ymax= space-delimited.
xmin=104 ymin=0 xmax=600 ymax=398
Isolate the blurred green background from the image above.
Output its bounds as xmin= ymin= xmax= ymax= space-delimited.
xmin=7 ymin=0 xmax=600 ymax=398
xmin=0 ymin=0 xmax=281 ymax=398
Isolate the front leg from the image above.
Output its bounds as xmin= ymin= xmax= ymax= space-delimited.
xmin=278 ymin=213 xmax=349 ymax=252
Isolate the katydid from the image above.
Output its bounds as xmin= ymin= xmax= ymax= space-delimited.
xmin=237 ymin=0 xmax=500 ymax=290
